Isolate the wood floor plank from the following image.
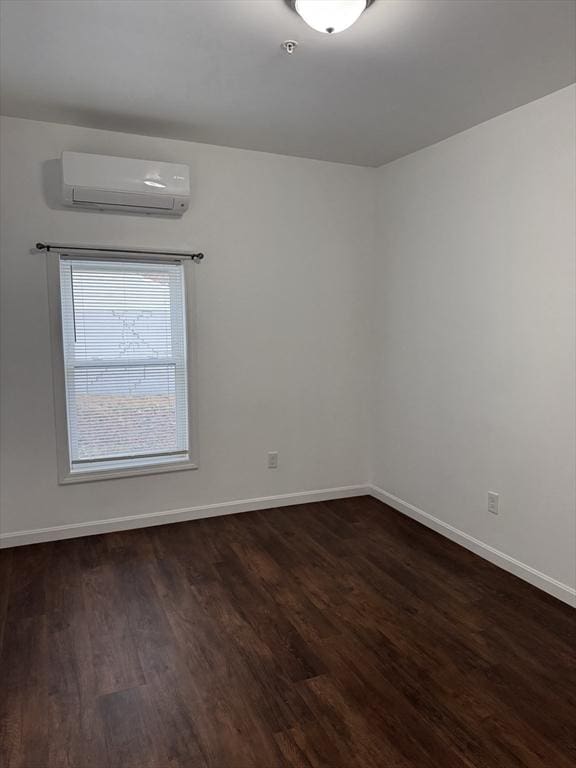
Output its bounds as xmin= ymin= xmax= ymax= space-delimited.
xmin=1 ymin=496 xmax=574 ymax=767
xmin=0 ymin=548 xmax=13 ymax=657
xmin=99 ymin=686 xmax=155 ymax=768
xmin=81 ymin=562 xmax=146 ymax=697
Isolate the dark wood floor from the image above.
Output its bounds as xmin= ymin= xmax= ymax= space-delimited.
xmin=0 ymin=496 xmax=574 ymax=768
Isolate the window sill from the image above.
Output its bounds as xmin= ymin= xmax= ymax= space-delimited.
xmin=58 ymin=458 xmax=198 ymax=484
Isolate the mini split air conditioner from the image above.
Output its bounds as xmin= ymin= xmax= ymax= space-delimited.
xmin=61 ymin=151 xmax=190 ymax=216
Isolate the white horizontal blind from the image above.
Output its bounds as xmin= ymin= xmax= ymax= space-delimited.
xmin=59 ymin=257 xmax=189 ymax=471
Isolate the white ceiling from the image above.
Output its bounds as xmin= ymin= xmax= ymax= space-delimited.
xmin=0 ymin=0 xmax=574 ymax=167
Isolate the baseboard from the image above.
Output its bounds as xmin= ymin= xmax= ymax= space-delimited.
xmin=0 ymin=484 xmax=370 ymax=549
xmin=369 ymin=485 xmax=576 ymax=608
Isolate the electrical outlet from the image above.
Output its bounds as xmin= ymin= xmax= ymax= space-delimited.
xmin=267 ymin=451 xmax=279 ymax=469
xmin=488 ymin=492 xmax=499 ymax=515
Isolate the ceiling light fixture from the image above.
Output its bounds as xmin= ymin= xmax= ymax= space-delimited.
xmin=292 ymin=0 xmax=372 ymax=35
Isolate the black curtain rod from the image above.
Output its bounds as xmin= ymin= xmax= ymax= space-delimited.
xmin=35 ymin=242 xmax=204 ymax=263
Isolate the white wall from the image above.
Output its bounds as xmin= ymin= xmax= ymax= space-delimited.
xmin=372 ymin=85 xmax=576 ymax=592
xmin=0 ymin=116 xmax=375 ymax=537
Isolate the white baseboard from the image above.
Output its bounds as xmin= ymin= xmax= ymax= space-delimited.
xmin=369 ymin=485 xmax=576 ymax=608
xmin=0 ymin=484 xmax=369 ymax=549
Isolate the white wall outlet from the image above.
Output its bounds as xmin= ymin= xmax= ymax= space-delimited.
xmin=267 ymin=451 xmax=279 ymax=469
xmin=488 ymin=492 xmax=499 ymax=515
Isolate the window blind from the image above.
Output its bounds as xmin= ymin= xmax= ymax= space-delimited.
xmin=59 ymin=257 xmax=190 ymax=472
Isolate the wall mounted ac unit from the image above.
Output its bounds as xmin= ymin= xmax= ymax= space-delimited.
xmin=61 ymin=152 xmax=190 ymax=216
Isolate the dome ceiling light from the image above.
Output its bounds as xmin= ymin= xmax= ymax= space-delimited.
xmin=290 ymin=0 xmax=373 ymax=35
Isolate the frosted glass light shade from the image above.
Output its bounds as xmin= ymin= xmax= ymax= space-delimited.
xmin=294 ymin=0 xmax=367 ymax=34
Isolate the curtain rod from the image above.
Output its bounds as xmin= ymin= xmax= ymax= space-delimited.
xmin=35 ymin=242 xmax=205 ymax=263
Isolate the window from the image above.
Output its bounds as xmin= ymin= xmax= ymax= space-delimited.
xmin=49 ymin=255 xmax=196 ymax=482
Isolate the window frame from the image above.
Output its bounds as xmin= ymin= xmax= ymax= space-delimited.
xmin=47 ymin=251 xmax=198 ymax=484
